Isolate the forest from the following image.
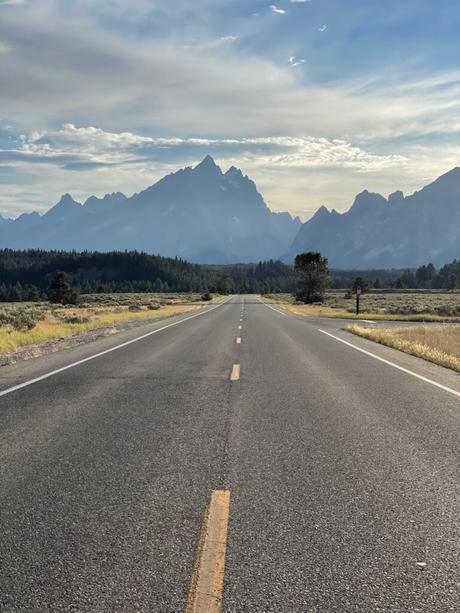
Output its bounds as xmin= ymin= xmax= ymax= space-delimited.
xmin=0 ymin=249 xmax=458 ymax=302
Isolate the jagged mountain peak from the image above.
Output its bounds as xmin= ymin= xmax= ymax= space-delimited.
xmin=225 ymin=165 xmax=243 ymax=177
xmin=388 ymin=190 xmax=404 ymax=205
xmin=43 ymin=194 xmax=81 ymax=219
xmin=350 ymin=190 xmax=387 ymax=212
xmin=311 ymin=205 xmax=330 ymax=219
xmin=57 ymin=193 xmax=80 ymax=207
xmin=194 ymin=155 xmax=222 ymax=175
xmin=84 ymin=192 xmax=127 ymax=210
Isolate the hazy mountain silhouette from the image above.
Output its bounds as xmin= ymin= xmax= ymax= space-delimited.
xmin=0 ymin=156 xmax=301 ymax=264
xmin=285 ymin=167 xmax=460 ymax=268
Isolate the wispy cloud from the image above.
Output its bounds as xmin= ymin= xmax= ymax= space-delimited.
xmin=270 ymin=5 xmax=287 ymax=15
xmin=14 ymin=125 xmax=408 ymax=173
xmin=289 ymin=56 xmax=305 ymax=67
xmin=318 ymin=24 xmax=327 ymax=32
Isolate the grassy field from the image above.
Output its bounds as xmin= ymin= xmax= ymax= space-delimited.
xmin=0 ymin=293 xmax=220 ymax=355
xmin=347 ymin=324 xmax=460 ymax=372
xmin=264 ymin=291 xmax=460 ymax=321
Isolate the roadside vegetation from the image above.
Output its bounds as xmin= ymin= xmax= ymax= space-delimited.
xmin=0 ymin=293 xmax=219 ymax=356
xmin=346 ymin=324 xmax=460 ymax=373
xmin=264 ymin=291 xmax=460 ymax=321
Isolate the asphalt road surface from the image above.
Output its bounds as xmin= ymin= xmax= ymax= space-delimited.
xmin=0 ymin=296 xmax=459 ymax=612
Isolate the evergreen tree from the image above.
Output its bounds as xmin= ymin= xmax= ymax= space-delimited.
xmin=294 ymin=252 xmax=329 ymax=303
xmin=47 ymin=272 xmax=80 ymax=305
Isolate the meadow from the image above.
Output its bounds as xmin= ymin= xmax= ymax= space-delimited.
xmin=347 ymin=324 xmax=460 ymax=373
xmin=265 ymin=290 xmax=460 ymax=321
xmin=0 ymin=293 xmax=219 ymax=356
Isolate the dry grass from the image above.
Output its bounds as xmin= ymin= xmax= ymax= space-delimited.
xmin=0 ymin=303 xmax=205 ymax=355
xmin=263 ymin=292 xmax=460 ymax=322
xmin=347 ymin=324 xmax=460 ymax=372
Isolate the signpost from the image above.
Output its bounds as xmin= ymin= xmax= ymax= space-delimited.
xmin=356 ymin=286 xmax=361 ymax=316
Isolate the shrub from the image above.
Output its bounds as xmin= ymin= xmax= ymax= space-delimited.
xmin=201 ymin=291 xmax=213 ymax=301
xmin=62 ymin=315 xmax=90 ymax=324
xmin=0 ymin=308 xmax=44 ymax=331
xmin=128 ymin=305 xmax=142 ymax=312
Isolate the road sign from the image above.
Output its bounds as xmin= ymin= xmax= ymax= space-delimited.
xmin=356 ymin=286 xmax=362 ymax=296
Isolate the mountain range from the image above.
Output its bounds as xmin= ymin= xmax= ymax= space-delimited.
xmin=1 ymin=158 xmax=459 ymax=267
xmin=0 ymin=156 xmax=300 ymax=264
xmin=286 ymin=167 xmax=460 ymax=268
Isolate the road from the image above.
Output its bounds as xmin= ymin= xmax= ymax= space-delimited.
xmin=0 ymin=296 xmax=459 ymax=612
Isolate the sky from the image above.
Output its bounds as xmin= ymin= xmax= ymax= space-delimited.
xmin=0 ymin=0 xmax=459 ymax=220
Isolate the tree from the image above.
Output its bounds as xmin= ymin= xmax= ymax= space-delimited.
xmin=447 ymin=274 xmax=458 ymax=290
xmin=216 ymin=276 xmax=234 ymax=295
xmin=294 ymin=252 xmax=329 ymax=303
xmin=47 ymin=272 xmax=80 ymax=304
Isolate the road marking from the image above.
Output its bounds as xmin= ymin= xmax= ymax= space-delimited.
xmin=236 ymin=337 xmax=241 ymax=344
xmin=186 ymin=490 xmax=231 ymax=613
xmin=230 ymin=364 xmax=240 ymax=381
xmin=318 ymin=329 xmax=460 ymax=400
xmin=0 ymin=297 xmax=233 ymax=399
xmin=238 ymin=325 xmax=242 ymax=330
xmin=257 ymin=297 xmax=287 ymax=316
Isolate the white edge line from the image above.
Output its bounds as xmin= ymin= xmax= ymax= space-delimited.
xmin=257 ymin=297 xmax=287 ymax=316
xmin=318 ymin=328 xmax=460 ymax=400
xmin=0 ymin=297 xmax=233 ymax=399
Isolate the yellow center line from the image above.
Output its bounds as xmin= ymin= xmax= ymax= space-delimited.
xmin=230 ymin=364 xmax=240 ymax=381
xmin=186 ymin=490 xmax=231 ymax=613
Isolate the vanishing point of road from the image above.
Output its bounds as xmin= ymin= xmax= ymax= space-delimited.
xmin=0 ymin=296 xmax=459 ymax=612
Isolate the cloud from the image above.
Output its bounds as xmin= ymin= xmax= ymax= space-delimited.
xmin=0 ymin=1 xmax=458 ymax=144
xmin=0 ymin=122 xmax=458 ymax=219
xmin=0 ymin=0 xmax=458 ymax=219
xmin=8 ymin=124 xmax=408 ymax=173
xmin=318 ymin=24 xmax=327 ymax=32
xmin=270 ymin=5 xmax=287 ymax=15
xmin=289 ymin=56 xmax=305 ymax=67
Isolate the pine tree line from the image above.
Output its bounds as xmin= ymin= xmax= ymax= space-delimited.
xmin=0 ymin=249 xmax=458 ymax=302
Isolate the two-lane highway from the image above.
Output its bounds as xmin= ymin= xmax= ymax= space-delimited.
xmin=0 ymin=296 xmax=459 ymax=612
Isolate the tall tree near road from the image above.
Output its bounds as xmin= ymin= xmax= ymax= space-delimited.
xmin=294 ymin=252 xmax=329 ymax=303
xmin=47 ymin=272 xmax=80 ymax=305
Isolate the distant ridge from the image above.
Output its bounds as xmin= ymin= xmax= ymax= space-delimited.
xmin=285 ymin=167 xmax=460 ymax=268
xmin=0 ymin=157 xmax=301 ymax=264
